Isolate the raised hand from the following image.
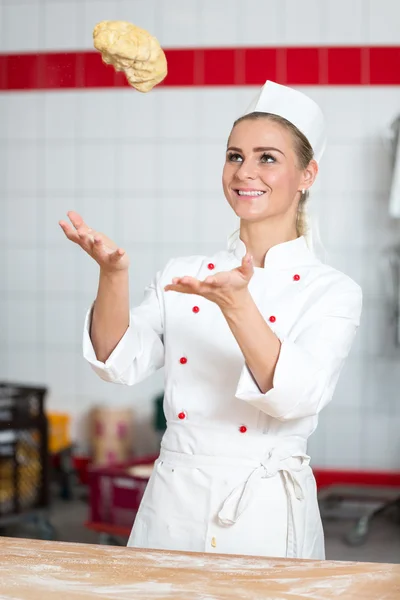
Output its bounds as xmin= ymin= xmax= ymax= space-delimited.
xmin=59 ymin=211 xmax=129 ymax=272
xmin=164 ymin=253 xmax=254 ymax=310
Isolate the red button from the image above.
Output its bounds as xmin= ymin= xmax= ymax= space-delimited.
xmin=293 ymin=274 xmax=300 ymax=281
xmin=239 ymin=425 xmax=247 ymax=433
xmin=178 ymin=412 xmax=186 ymax=420
xmin=180 ymin=357 xmax=187 ymax=364
xmin=269 ymin=316 xmax=276 ymax=323
xmin=207 ymin=263 xmax=215 ymax=270
xmin=192 ymin=306 xmax=200 ymax=313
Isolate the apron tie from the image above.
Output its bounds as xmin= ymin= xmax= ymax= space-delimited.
xmin=217 ymin=449 xmax=309 ymax=558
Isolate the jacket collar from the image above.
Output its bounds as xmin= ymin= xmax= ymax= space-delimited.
xmin=227 ymin=230 xmax=319 ymax=268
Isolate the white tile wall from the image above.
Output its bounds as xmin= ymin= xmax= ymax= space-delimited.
xmin=360 ymin=413 xmax=399 ymax=470
xmin=5 ymin=142 xmax=40 ymax=194
xmin=1 ymin=2 xmax=42 ymax=52
xmin=158 ymin=194 xmax=198 ymax=244
xmin=324 ymin=89 xmax=369 ymax=143
xmin=43 ymin=347 xmax=79 ymax=397
xmin=283 ymin=0 xmax=325 ymax=46
xmin=119 ymin=195 xmax=159 ymax=244
xmin=44 ymin=92 xmax=80 ymax=140
xmin=114 ymin=90 xmax=160 ymax=140
xmin=5 ymin=94 xmax=44 ymax=140
xmin=5 ymin=347 xmax=47 ymax=387
xmin=362 ymin=357 xmax=400 ymax=415
xmin=5 ymin=294 xmax=39 ymax=345
xmin=330 ymin=357 xmax=364 ymax=411
xmin=197 ymin=142 xmax=226 ymax=193
xmin=0 ymin=146 xmax=6 ymax=198
xmin=158 ymin=0 xmax=200 ymax=47
xmin=5 ymin=248 xmax=38 ymax=293
xmin=198 ymin=0 xmax=239 ymax=47
xmin=368 ymin=0 xmax=400 ymax=44
xmin=1 ymin=0 xmax=399 ymax=53
xmin=321 ymin=192 xmax=370 ymax=251
xmin=237 ymin=0 xmax=284 ymax=47
xmin=44 ymin=1 xmax=81 ymax=50
xmin=0 ymin=95 xmax=7 ymax=142
xmin=43 ymin=246 xmax=79 ymax=293
xmin=322 ymin=0 xmax=367 ymax=45
xmin=78 ymin=92 xmax=120 ymax=140
xmin=359 ymin=247 xmax=393 ymax=300
xmin=159 ymin=142 xmax=197 ymax=193
xmin=366 ymin=87 xmax=400 ymax=137
xmin=2 ymin=0 xmax=400 ymax=470
xmin=4 ymin=197 xmax=39 ymax=245
xmin=363 ymin=298 xmax=400 ymax=358
xmin=198 ymin=89 xmax=241 ymax=141
xmin=323 ymin=144 xmax=381 ymax=195
xmin=116 ymin=143 xmax=158 ymax=194
xmin=0 ymin=253 xmax=7 ymax=294
xmin=44 ymin=141 xmax=77 ymax=193
xmin=77 ymin=142 xmax=117 ymax=192
xmin=43 ymin=294 xmax=79 ymax=346
xmin=159 ymin=90 xmax=200 ymax=140
xmin=323 ymin=410 xmax=363 ymax=468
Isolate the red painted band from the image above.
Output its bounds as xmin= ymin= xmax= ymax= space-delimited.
xmin=0 ymin=46 xmax=399 ymax=91
xmin=313 ymin=469 xmax=400 ymax=489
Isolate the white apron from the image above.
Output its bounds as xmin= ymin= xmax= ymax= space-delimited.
xmin=128 ymin=424 xmax=325 ymax=559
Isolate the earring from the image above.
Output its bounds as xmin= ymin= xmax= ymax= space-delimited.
xmin=302 ymin=189 xmax=306 ymax=194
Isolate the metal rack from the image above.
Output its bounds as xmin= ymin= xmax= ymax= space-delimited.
xmin=0 ymin=382 xmax=54 ymax=539
xmin=316 ymin=470 xmax=400 ymax=547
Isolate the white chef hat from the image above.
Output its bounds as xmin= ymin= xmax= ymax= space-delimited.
xmin=244 ymin=80 xmax=326 ymax=163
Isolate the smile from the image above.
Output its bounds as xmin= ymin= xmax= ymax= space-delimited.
xmin=234 ymin=190 xmax=266 ymax=197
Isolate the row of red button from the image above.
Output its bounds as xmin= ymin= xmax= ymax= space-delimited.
xmin=179 ymin=310 xmax=280 ymax=363
xmin=177 ymin=410 xmax=248 ymax=433
xmin=176 ymin=265 xmax=302 ymax=433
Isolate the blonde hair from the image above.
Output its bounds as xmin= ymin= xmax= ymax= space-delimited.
xmin=232 ymin=112 xmax=314 ymax=238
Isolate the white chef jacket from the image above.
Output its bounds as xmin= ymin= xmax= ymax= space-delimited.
xmin=83 ymin=234 xmax=362 ymax=559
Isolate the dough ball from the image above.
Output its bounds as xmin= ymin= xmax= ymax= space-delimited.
xmin=93 ymin=20 xmax=167 ymax=92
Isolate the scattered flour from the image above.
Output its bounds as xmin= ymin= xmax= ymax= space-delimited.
xmin=1 ymin=538 xmax=399 ymax=599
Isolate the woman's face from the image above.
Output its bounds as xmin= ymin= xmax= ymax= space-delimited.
xmin=222 ymin=118 xmax=314 ymax=223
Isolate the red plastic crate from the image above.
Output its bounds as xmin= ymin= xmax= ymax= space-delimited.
xmin=87 ymin=455 xmax=158 ymax=533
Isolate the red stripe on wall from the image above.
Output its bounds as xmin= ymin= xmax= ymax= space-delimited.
xmin=0 ymin=46 xmax=399 ymax=91
xmin=313 ymin=469 xmax=400 ymax=489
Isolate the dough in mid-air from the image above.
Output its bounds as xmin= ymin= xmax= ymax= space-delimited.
xmin=93 ymin=20 xmax=168 ymax=92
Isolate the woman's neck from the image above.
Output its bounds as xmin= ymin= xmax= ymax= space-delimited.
xmin=239 ymin=219 xmax=298 ymax=268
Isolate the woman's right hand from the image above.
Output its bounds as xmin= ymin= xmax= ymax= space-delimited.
xmin=59 ymin=211 xmax=130 ymax=272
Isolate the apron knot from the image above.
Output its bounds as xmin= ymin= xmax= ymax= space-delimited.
xmin=217 ymin=448 xmax=309 ymax=557
xmin=260 ymin=449 xmax=281 ymax=477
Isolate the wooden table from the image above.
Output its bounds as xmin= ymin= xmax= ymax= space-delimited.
xmin=1 ymin=537 xmax=399 ymax=599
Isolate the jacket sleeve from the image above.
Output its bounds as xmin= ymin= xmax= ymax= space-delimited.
xmin=82 ymin=269 xmax=165 ymax=386
xmin=235 ymin=282 xmax=363 ymax=421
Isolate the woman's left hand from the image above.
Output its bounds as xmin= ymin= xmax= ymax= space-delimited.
xmin=164 ymin=253 xmax=254 ymax=310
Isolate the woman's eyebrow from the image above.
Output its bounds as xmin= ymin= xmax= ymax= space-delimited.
xmin=227 ymin=145 xmax=285 ymax=156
